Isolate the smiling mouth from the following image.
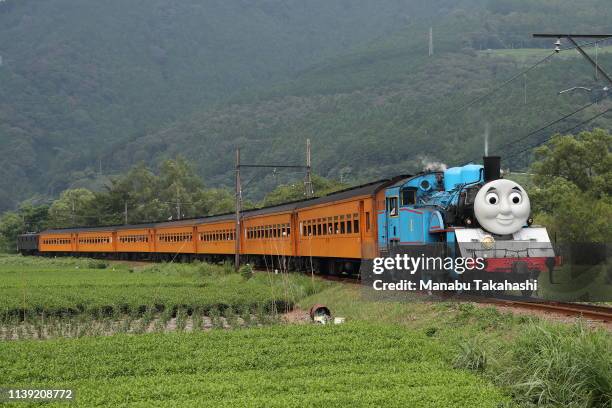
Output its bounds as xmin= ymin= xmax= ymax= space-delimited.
xmin=496 ymin=216 xmax=514 ymax=225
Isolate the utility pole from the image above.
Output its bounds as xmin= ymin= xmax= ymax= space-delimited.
xmin=175 ymin=184 xmax=181 ymax=220
xmin=428 ymin=27 xmax=434 ymax=57
xmin=71 ymin=198 xmax=75 ymax=226
xmin=305 ymin=138 xmax=313 ymax=198
xmin=124 ymin=201 xmax=128 ymax=225
xmin=533 ymin=34 xmax=612 ymax=86
xmin=233 ymin=142 xmax=310 ymax=270
xmin=234 ymin=148 xmax=241 ymax=270
xmin=523 ymin=73 xmax=527 ymax=105
xmin=595 ymin=42 xmax=599 ymax=80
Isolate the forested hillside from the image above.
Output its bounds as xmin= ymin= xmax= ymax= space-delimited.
xmin=0 ymin=0 xmax=435 ymax=210
xmin=1 ymin=0 xmax=611 ymax=208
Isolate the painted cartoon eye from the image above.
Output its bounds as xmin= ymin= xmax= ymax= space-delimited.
xmin=509 ymin=191 xmax=522 ymax=204
xmin=485 ymin=192 xmax=499 ymax=205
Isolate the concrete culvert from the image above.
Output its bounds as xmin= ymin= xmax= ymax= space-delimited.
xmin=309 ymin=304 xmax=331 ymax=324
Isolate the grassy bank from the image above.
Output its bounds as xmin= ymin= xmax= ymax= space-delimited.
xmin=298 ymin=285 xmax=612 ymax=407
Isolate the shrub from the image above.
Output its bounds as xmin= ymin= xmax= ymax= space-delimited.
xmin=239 ymin=264 xmax=253 ymax=280
xmin=501 ymin=322 xmax=611 ymax=407
xmin=454 ymin=337 xmax=487 ymax=372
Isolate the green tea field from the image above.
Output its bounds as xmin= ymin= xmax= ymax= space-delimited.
xmin=0 ymin=255 xmax=610 ymax=407
xmin=0 ymin=324 xmax=506 ymax=407
xmin=0 ymin=255 xmax=321 ymax=320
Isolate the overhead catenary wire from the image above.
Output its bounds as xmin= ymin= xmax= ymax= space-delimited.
xmin=503 ymin=107 xmax=610 ymax=162
xmin=453 ymin=52 xmax=556 ymax=114
xmin=453 ymin=38 xmax=609 ymax=115
xmin=452 ymin=38 xmax=612 ymax=167
xmin=492 ymin=99 xmax=601 ymax=154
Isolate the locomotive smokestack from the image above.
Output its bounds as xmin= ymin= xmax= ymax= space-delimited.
xmin=483 ymin=156 xmax=501 ymax=182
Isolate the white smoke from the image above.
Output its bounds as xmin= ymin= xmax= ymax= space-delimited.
xmin=419 ymin=156 xmax=447 ymax=171
xmin=484 ymin=122 xmax=490 ymax=156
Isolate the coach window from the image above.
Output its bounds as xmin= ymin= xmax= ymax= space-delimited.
xmin=365 ymin=212 xmax=371 ymax=231
xmin=333 ymin=216 xmax=339 ymax=234
xmin=339 ymin=215 xmax=345 ymax=234
xmin=286 ymin=224 xmax=291 ymax=236
xmin=347 ymin=214 xmax=352 ymax=234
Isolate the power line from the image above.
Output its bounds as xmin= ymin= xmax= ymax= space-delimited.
xmin=453 ymin=38 xmax=609 ymax=114
xmin=504 ymin=107 xmax=610 ymax=162
xmin=453 ymin=52 xmax=555 ymax=114
xmin=493 ymin=99 xmax=601 ymax=153
xmin=455 ymin=99 xmax=601 ymax=166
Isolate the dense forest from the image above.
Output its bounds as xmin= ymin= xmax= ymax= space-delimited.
xmin=0 ymin=0 xmax=611 ymax=211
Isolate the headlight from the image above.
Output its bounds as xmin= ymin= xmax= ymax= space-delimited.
xmin=481 ymin=235 xmax=495 ymax=250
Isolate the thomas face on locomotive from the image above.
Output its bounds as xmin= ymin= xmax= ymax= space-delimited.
xmin=473 ymin=179 xmax=531 ymax=236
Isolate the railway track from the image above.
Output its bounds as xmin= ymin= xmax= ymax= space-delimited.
xmin=479 ymin=298 xmax=612 ymax=323
xmin=315 ymin=274 xmax=612 ymax=323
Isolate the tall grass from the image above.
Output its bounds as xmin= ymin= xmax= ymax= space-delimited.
xmin=500 ymin=322 xmax=611 ymax=407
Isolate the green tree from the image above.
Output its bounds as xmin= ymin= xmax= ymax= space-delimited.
xmin=98 ymin=162 xmax=170 ymax=225
xmin=530 ymin=128 xmax=611 ymax=243
xmin=261 ymin=175 xmax=348 ymax=207
xmin=0 ymin=211 xmax=24 ymax=252
xmin=47 ymin=188 xmax=97 ymax=228
xmin=93 ymin=157 xmax=235 ymax=225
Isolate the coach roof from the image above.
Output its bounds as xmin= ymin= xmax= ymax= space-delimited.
xmin=40 ymin=176 xmax=406 ymax=234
